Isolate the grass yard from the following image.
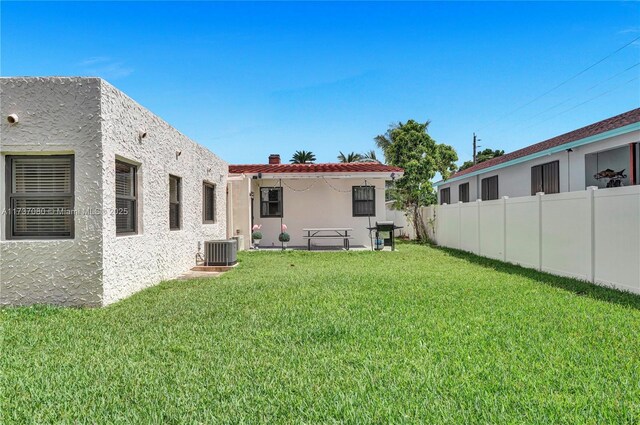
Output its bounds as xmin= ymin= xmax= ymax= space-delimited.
xmin=2 ymin=243 xmax=640 ymax=423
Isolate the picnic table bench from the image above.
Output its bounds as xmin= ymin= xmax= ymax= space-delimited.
xmin=302 ymin=228 xmax=353 ymax=251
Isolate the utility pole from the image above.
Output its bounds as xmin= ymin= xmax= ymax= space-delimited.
xmin=473 ymin=133 xmax=477 ymax=164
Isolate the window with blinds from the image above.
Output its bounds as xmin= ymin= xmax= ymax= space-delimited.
xmin=169 ymin=175 xmax=181 ymax=230
xmin=440 ymin=187 xmax=450 ymax=205
xmin=531 ymin=161 xmax=559 ymax=195
xmin=115 ymin=160 xmax=137 ymax=234
xmin=260 ymin=187 xmax=283 ymax=218
xmin=203 ymin=182 xmax=216 ymax=223
xmin=6 ymin=155 xmax=74 ymax=239
xmin=481 ymin=176 xmax=499 ymax=201
xmin=352 ymin=186 xmax=375 ymax=217
xmin=459 ymin=182 xmax=470 ymax=203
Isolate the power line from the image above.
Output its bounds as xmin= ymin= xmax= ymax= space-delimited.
xmin=519 ymin=76 xmax=639 ymax=132
xmin=478 ymin=35 xmax=640 ymax=131
xmin=503 ymin=61 xmax=640 ymax=130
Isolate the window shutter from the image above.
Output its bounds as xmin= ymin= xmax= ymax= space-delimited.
xmin=115 ymin=162 xmax=135 ymax=198
xmin=203 ymin=183 xmax=215 ymax=222
xmin=543 ymin=161 xmax=559 ymax=194
xmin=352 ymin=186 xmax=375 ymax=216
xmin=459 ymin=183 xmax=469 ymax=203
xmin=531 ymin=165 xmax=543 ymax=195
xmin=115 ymin=161 xmax=137 ymax=234
xmin=116 ymin=198 xmax=135 ymax=233
xmin=260 ymin=187 xmax=283 ymax=217
xmin=13 ymin=157 xmax=72 ymax=194
xmin=13 ymin=198 xmax=73 ymax=235
xmin=169 ymin=176 xmax=181 ymax=229
xmin=440 ymin=188 xmax=450 ymax=205
xmin=482 ymin=176 xmax=498 ymax=200
xmin=8 ymin=156 xmax=74 ymax=238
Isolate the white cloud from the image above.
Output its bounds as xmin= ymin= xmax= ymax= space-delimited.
xmin=77 ymin=57 xmax=133 ymax=79
xmin=618 ymin=27 xmax=640 ymax=34
xmin=78 ymin=56 xmax=111 ymax=66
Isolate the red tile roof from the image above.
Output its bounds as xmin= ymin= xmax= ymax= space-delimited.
xmin=229 ymin=162 xmax=403 ymax=174
xmin=449 ymin=108 xmax=640 ymax=179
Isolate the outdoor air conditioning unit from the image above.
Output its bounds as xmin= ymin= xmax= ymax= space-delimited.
xmin=204 ymin=239 xmax=238 ymax=266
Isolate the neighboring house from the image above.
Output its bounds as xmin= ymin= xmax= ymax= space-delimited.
xmin=0 ymin=77 xmax=227 ymax=307
xmin=228 ymin=155 xmax=403 ymax=249
xmin=435 ymin=108 xmax=640 ymax=203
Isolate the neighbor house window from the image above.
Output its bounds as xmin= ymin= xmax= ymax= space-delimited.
xmin=260 ymin=187 xmax=283 ymax=218
xmin=481 ymin=176 xmax=499 ymax=200
xmin=203 ymin=182 xmax=216 ymax=223
xmin=440 ymin=187 xmax=450 ymax=205
xmin=5 ymin=155 xmax=74 ymax=239
xmin=115 ymin=160 xmax=137 ymax=234
xmin=352 ymin=186 xmax=375 ymax=216
xmin=531 ymin=161 xmax=559 ymax=195
xmin=459 ymin=183 xmax=469 ymax=203
xmin=169 ymin=175 xmax=181 ymax=230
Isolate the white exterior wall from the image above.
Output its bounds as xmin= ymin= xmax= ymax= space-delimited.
xmin=0 ymin=77 xmax=228 ymax=307
xmin=428 ymin=186 xmax=640 ymax=294
xmin=249 ymin=177 xmax=387 ymax=248
xmin=100 ymin=81 xmax=227 ymax=305
xmin=385 ymin=203 xmax=415 ymax=239
xmin=228 ymin=177 xmax=252 ymax=250
xmin=438 ymin=131 xmax=640 ymax=203
xmin=0 ymin=78 xmax=104 ymax=306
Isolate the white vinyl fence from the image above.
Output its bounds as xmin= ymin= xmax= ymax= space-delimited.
xmin=385 ymin=203 xmax=416 ymax=239
xmin=422 ymin=186 xmax=640 ymax=294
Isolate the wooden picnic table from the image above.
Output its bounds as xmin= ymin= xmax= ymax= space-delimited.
xmin=302 ymin=228 xmax=354 ymax=251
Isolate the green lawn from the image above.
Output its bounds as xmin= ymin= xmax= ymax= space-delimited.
xmin=2 ymin=243 xmax=640 ymax=423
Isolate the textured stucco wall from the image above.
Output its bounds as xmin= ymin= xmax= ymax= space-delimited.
xmin=0 ymin=77 xmax=104 ymax=307
xmin=0 ymin=77 xmax=228 ymax=307
xmin=100 ymin=80 xmax=227 ymax=305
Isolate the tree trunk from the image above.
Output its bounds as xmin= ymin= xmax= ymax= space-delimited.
xmin=409 ymin=204 xmax=428 ymax=242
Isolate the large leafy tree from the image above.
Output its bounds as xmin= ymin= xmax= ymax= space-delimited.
xmin=337 ymin=151 xmax=363 ymax=163
xmin=375 ymin=120 xmax=458 ymax=241
xmin=290 ymin=150 xmax=316 ymax=164
xmin=459 ymin=148 xmax=505 ymax=171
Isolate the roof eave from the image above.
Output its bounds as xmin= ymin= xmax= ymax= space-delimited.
xmin=229 ymin=171 xmax=403 ymax=180
xmin=435 ymin=121 xmax=640 ymax=187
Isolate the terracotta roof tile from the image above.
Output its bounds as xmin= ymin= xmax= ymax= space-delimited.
xmin=449 ymin=108 xmax=640 ymax=179
xmin=229 ymin=162 xmax=404 ymax=174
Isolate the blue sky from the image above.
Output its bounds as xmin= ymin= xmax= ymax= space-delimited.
xmin=2 ymin=1 xmax=639 ymax=165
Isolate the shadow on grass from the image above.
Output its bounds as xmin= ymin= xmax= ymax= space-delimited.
xmin=435 ymin=245 xmax=640 ymax=311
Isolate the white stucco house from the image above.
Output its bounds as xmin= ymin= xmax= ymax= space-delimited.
xmin=0 ymin=77 xmax=227 ymax=307
xmin=435 ymin=108 xmax=640 ymax=203
xmin=227 ymin=155 xmax=403 ymax=249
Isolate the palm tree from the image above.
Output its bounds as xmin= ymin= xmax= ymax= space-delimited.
xmin=360 ymin=150 xmax=379 ymax=162
xmin=374 ymin=133 xmax=392 ymax=152
xmin=337 ymin=151 xmax=362 ymax=163
xmin=290 ymin=150 xmax=316 ymax=164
